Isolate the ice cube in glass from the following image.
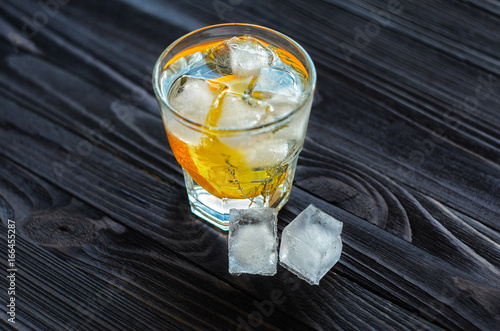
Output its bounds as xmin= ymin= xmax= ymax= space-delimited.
xmin=249 ymin=66 xmax=303 ymax=113
xmin=168 ymin=75 xmax=228 ymax=123
xmin=215 ymin=92 xmax=270 ymax=129
xmin=208 ymin=36 xmax=274 ymax=77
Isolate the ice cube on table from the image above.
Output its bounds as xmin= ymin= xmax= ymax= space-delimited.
xmin=168 ymin=75 xmax=227 ymax=124
xmin=228 ymin=208 xmax=278 ymax=276
xmin=279 ymin=204 xmax=343 ymax=285
xmin=208 ymin=36 xmax=274 ymax=77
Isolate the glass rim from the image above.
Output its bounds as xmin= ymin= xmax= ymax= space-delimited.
xmin=152 ymin=23 xmax=316 ymax=134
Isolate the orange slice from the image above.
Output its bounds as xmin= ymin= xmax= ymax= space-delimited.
xmin=167 ymin=130 xmax=251 ymax=199
xmin=168 ymin=129 xmax=289 ymax=200
xmin=208 ymin=74 xmax=236 ymax=84
xmin=166 ymin=131 xmax=221 ymax=197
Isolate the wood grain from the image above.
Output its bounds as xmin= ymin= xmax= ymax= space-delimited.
xmin=0 ymin=0 xmax=499 ymax=330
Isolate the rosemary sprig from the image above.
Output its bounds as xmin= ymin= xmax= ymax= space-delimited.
xmin=226 ymin=152 xmax=289 ymax=206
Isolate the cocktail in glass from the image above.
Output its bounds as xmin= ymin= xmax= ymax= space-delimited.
xmin=153 ymin=23 xmax=316 ymax=230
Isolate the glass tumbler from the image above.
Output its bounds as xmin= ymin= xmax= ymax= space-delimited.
xmin=153 ymin=23 xmax=316 ymax=230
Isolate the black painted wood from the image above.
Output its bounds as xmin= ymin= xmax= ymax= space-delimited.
xmin=0 ymin=0 xmax=499 ymax=330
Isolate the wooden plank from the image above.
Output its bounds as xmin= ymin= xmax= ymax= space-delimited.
xmin=0 ymin=157 xmax=319 ymax=330
xmin=0 ymin=0 xmax=499 ymax=330
xmin=3 ymin=0 xmax=499 ymax=232
xmin=1 ymin=71 xmax=498 ymax=329
xmin=0 ymin=91 xmax=443 ymax=329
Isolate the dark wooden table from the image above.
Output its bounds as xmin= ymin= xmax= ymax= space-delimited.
xmin=1 ymin=0 xmax=499 ymax=330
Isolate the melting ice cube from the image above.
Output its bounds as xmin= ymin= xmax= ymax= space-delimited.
xmin=249 ymin=66 xmax=304 ymax=118
xmin=250 ymin=67 xmax=302 ymax=103
xmin=168 ymin=75 xmax=228 ymax=124
xmin=279 ymin=204 xmax=343 ymax=285
xmin=164 ymin=75 xmax=227 ymax=145
xmin=243 ymin=138 xmax=290 ymax=169
xmin=228 ymin=208 xmax=278 ymax=276
xmin=216 ymin=92 xmax=269 ymax=129
xmin=208 ymin=36 xmax=275 ymax=77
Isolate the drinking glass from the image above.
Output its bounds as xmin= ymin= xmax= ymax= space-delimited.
xmin=153 ymin=23 xmax=316 ymax=230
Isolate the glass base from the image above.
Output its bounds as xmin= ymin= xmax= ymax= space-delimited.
xmin=182 ymin=162 xmax=296 ymax=230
